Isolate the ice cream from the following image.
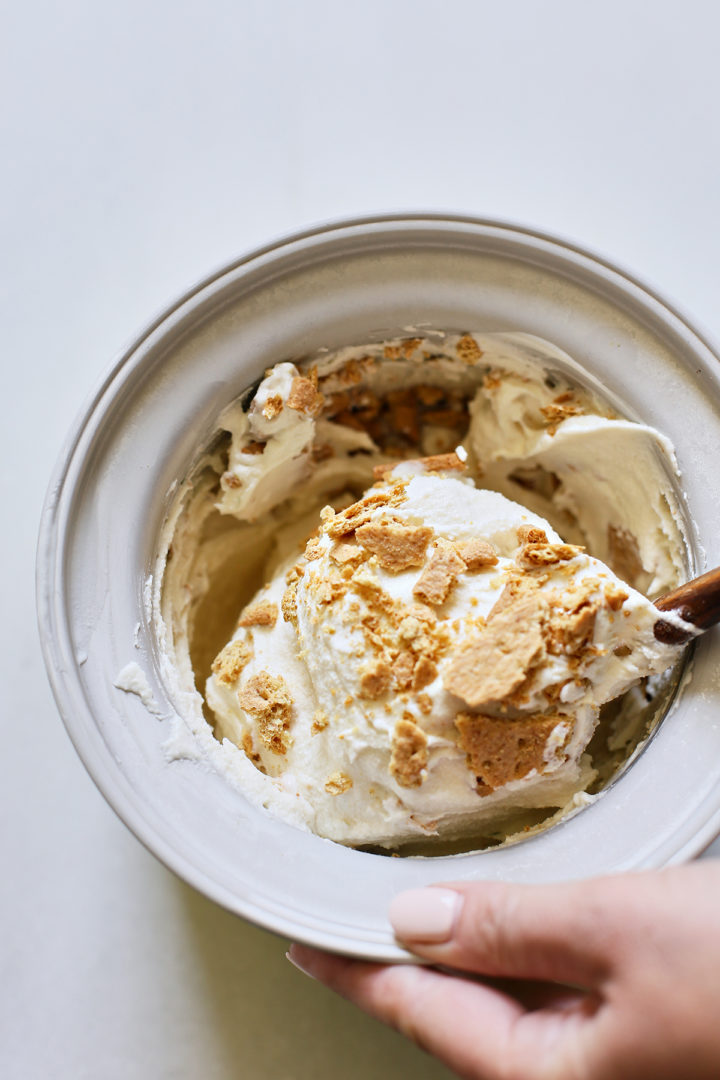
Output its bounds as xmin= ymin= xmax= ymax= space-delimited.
xmin=155 ymin=332 xmax=690 ymax=851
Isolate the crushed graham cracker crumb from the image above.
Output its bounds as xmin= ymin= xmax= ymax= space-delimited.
xmin=325 ymin=772 xmax=353 ymax=795
xmin=262 ymin=393 xmax=284 ymax=420
xmin=516 ymin=542 xmax=584 ymax=568
xmin=324 ymin=486 xmax=408 ymax=539
xmin=359 ymin=659 xmax=392 ymax=699
xmin=390 ymin=717 xmax=428 ymax=788
xmin=281 ymin=584 xmax=298 ymax=624
xmin=311 ymin=710 xmax=329 ymax=734
xmin=237 ymin=600 xmax=278 ymax=628
xmin=241 ymin=731 xmax=262 ymax=766
xmin=304 ymin=535 xmax=324 ymax=561
xmin=413 ymin=537 xmax=467 ymax=605
xmin=455 ymin=711 xmax=568 ymax=792
xmin=444 ymin=591 xmax=546 ymax=707
xmin=456 ymin=334 xmax=484 ymax=364
xmin=329 ymin=540 xmax=366 ymax=566
xmin=416 ymin=692 xmax=433 ymax=715
xmin=286 ymin=375 xmax=324 ymax=417
xmin=391 ymin=652 xmax=415 ymax=691
xmin=412 ymin=655 xmax=438 ymax=691
xmin=604 ymin=584 xmax=628 ymax=611
xmin=238 ymin=671 xmax=293 ymax=755
xmin=221 ymin=471 xmax=243 ymax=489
xmin=211 ymin=639 xmax=253 ymax=684
xmin=356 ymin=521 xmax=434 ymax=572
xmin=517 ymin=525 xmax=548 ymax=545
xmin=454 ymin=538 xmax=499 ymax=570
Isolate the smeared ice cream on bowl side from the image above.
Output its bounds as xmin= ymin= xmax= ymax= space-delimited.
xmin=155 ymin=331 xmax=692 ymax=854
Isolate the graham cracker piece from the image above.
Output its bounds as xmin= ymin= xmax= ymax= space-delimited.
xmin=454 ymin=538 xmax=499 ymax=570
xmin=311 ymin=710 xmax=329 ymax=735
xmin=372 ymin=452 xmax=466 ymax=483
xmin=444 ymin=592 xmax=546 ymax=707
xmin=238 ymin=671 xmax=293 ymax=755
xmin=211 ymin=639 xmax=253 ymax=685
xmin=416 ymin=692 xmax=433 ymax=715
xmin=540 ymin=395 xmax=583 ymax=434
xmin=455 ymin=334 xmax=484 ymax=364
xmin=517 ymin=542 xmax=584 ymax=568
xmin=237 ymin=600 xmax=278 ymax=628
xmin=356 ymin=521 xmax=434 ymax=572
xmin=359 ymin=659 xmax=392 ymax=699
xmin=286 ymin=375 xmax=324 ymax=417
xmin=329 ymin=540 xmax=365 ymax=566
xmin=412 ymin=655 xmax=438 ymax=691
xmin=325 ymin=772 xmax=353 ymax=795
xmin=392 ymin=652 xmax=415 ymax=690
xmin=324 ymin=486 xmax=408 ymax=539
xmin=304 ymin=535 xmax=324 ymax=561
xmin=390 ymin=717 xmax=428 ymax=788
xmin=262 ymin=393 xmax=284 ymax=420
xmin=517 ymin=525 xmax=548 ymax=545
xmin=545 ymin=579 xmax=601 ymax=655
xmin=413 ymin=538 xmax=467 ymax=605
xmin=604 ymin=583 xmax=628 ymax=611
xmin=221 ymin=471 xmax=243 ymax=490
xmin=311 ymin=569 xmax=347 ymax=605
xmin=455 ymin=711 xmax=567 ymax=792
xmin=281 ymin=583 xmax=298 ymax=624
xmin=241 ymin=441 xmax=266 ymax=456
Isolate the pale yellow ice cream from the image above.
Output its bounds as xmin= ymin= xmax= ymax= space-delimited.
xmin=155 ymin=332 xmax=689 ymax=850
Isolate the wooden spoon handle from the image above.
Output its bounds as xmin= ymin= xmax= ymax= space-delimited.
xmin=654 ymin=566 xmax=720 ymax=644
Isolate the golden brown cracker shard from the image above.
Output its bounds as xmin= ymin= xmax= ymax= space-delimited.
xmin=391 ymin=651 xmax=415 ymax=691
xmin=413 ymin=538 xmax=467 ymax=605
xmin=310 ymin=567 xmax=347 ymax=606
xmin=238 ymin=671 xmax=294 ymax=755
xmin=237 ymin=600 xmax=278 ymax=628
xmin=329 ymin=540 xmax=365 ymax=566
xmin=540 ymin=398 xmax=583 ymax=433
xmin=325 ymin=772 xmax=353 ymax=795
xmin=324 ymin=487 xmax=408 ymax=539
xmin=444 ymin=592 xmax=546 ymax=707
xmin=454 ymin=538 xmax=499 ymax=570
xmin=211 ymin=639 xmax=253 ymax=685
xmin=517 ymin=542 xmax=584 ymax=568
xmin=412 ymin=655 xmax=438 ymax=692
xmin=455 ymin=334 xmax=484 ymax=364
xmin=241 ymin=731 xmax=263 ymax=766
xmin=390 ymin=717 xmax=428 ymax=788
xmin=286 ymin=375 xmax=324 ymax=417
xmin=281 ymin=584 xmax=298 ymax=625
xmin=262 ymin=393 xmax=284 ymax=420
xmin=355 ymin=521 xmax=434 ymax=572
xmin=304 ymin=535 xmax=324 ymax=561
xmin=516 ymin=525 xmax=548 ymax=545
xmin=373 ymin=452 xmax=465 ymax=484
xmin=311 ymin=710 xmax=329 ymax=734
xmin=359 ymin=659 xmax=392 ymax=700
xmin=455 ymin=711 xmax=568 ymax=792
xmin=604 ymin=584 xmax=628 ymax=611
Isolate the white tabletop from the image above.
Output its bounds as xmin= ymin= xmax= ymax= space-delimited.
xmin=4 ymin=2 xmax=720 ymax=1076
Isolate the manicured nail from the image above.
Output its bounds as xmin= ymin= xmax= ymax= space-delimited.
xmin=286 ymin=945 xmax=318 ymax=980
xmin=389 ymin=888 xmax=462 ymax=943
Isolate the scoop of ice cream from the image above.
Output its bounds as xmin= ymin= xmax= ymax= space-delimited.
xmin=205 ymin=460 xmax=682 ymax=848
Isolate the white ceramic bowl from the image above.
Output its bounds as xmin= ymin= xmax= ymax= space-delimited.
xmin=37 ymin=215 xmax=720 ymax=960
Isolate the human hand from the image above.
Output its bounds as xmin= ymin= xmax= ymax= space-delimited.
xmin=288 ymin=861 xmax=720 ymax=1079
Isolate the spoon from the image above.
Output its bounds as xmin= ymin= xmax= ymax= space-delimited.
xmin=654 ymin=566 xmax=720 ymax=644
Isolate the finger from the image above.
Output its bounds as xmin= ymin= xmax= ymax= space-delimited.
xmin=388 ymin=879 xmax=626 ymax=988
xmin=288 ymin=944 xmax=548 ymax=1080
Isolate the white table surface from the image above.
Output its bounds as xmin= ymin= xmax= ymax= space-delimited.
xmin=3 ymin=2 xmax=720 ymax=1076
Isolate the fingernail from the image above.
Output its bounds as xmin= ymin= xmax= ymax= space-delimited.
xmin=389 ymin=887 xmax=462 ymax=943
xmin=286 ymin=945 xmax=318 ymax=980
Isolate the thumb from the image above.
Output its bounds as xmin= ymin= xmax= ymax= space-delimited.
xmin=389 ymin=878 xmax=626 ymax=988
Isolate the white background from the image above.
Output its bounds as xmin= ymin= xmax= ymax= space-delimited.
xmin=3 ymin=2 xmax=720 ymax=1077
